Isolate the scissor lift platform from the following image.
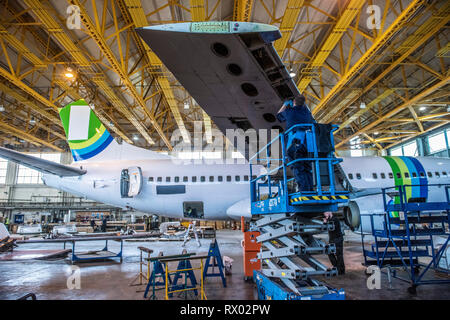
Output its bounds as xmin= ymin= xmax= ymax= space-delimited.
xmin=249 ymin=124 xmax=349 ymax=300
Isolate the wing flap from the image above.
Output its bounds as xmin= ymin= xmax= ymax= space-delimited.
xmin=137 ymin=22 xmax=301 ymax=138
xmin=0 ymin=147 xmax=86 ymax=177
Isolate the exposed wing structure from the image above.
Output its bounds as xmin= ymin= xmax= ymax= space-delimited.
xmin=136 ymin=22 xmax=301 ymax=138
xmin=0 ymin=147 xmax=86 ymax=177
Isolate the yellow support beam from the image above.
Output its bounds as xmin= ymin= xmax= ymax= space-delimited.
xmin=312 ymin=0 xmax=426 ymax=117
xmin=0 ymin=121 xmax=63 ymax=152
xmin=335 ymin=76 xmax=450 ymax=149
xmin=319 ymin=1 xmax=450 ymax=123
xmin=274 ymin=0 xmax=305 ymax=58
xmin=0 ymin=25 xmax=46 ymax=68
xmin=233 ymin=0 xmax=254 ymax=22
xmin=122 ymin=0 xmax=190 ymax=145
xmin=297 ymin=0 xmax=364 ymax=92
xmin=190 ymin=0 xmax=206 ymax=21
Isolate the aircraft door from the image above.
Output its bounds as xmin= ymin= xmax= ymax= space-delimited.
xmin=120 ymin=167 xmax=143 ymax=198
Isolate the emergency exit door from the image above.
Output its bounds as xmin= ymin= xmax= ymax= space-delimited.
xmin=120 ymin=166 xmax=143 ymax=198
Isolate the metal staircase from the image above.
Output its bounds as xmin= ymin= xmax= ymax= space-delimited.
xmin=249 ymin=124 xmax=348 ymax=300
xmin=362 ymin=184 xmax=450 ymax=293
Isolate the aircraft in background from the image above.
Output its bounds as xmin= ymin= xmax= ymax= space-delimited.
xmin=0 ymin=22 xmax=448 ymax=233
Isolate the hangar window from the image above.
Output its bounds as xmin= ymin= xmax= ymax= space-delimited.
xmin=435 ymin=172 xmax=440 ymax=178
xmin=244 ymin=175 xmax=249 ymax=181
xmin=372 ymin=173 xmax=377 ymax=179
xmin=148 ymin=177 xmax=154 ymax=182
xmin=388 ymin=173 xmax=393 ymax=179
xmin=427 ymin=172 xmax=432 ymax=178
xmin=192 ymin=176 xmax=197 ymax=183
xmin=226 ymin=175 xmax=232 ymax=182
xmin=0 ymin=159 xmax=7 ymax=184
xmin=17 ymin=153 xmax=61 ymax=184
xmin=348 ymin=173 xmax=353 ymax=180
xmin=356 ymin=173 xmax=361 ymax=180
xmin=166 ymin=177 xmax=171 ymax=182
xmin=174 ymin=176 xmax=180 ymax=183
xmin=218 ymin=176 xmax=223 ymax=182
xmin=211 ymin=42 xmax=230 ymax=58
xmin=412 ymin=172 xmax=417 ymax=178
xmin=404 ymin=172 xmax=409 ymax=178
xmin=380 ymin=173 xmax=386 ymax=179
xmin=209 ymin=176 xmax=214 ymax=182
xmin=200 ymin=176 xmax=206 ymax=182
xmin=157 ymin=177 xmax=162 ymax=182
xmin=183 ymin=176 xmax=188 ymax=182
xmin=235 ymin=176 xmax=240 ymax=182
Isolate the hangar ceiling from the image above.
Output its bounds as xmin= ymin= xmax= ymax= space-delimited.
xmin=0 ymin=0 xmax=448 ymax=154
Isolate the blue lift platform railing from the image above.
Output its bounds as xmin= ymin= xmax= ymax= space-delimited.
xmin=248 ymin=123 xmax=349 ymax=300
xmin=361 ymin=184 xmax=450 ymax=294
xmin=249 ymin=123 xmax=348 ymax=215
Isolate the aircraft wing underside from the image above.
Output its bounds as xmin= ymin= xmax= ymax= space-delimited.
xmin=0 ymin=146 xmax=86 ymax=177
xmin=137 ymin=22 xmax=302 ymax=145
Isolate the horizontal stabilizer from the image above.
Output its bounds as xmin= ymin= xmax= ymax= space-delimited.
xmin=0 ymin=147 xmax=86 ymax=177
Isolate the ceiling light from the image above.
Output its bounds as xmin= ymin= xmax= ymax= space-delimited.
xmin=374 ymin=132 xmax=379 ymax=135
xmin=133 ymin=135 xmax=139 ymax=141
xmin=184 ymin=102 xmax=190 ymax=110
xmin=29 ymin=117 xmax=36 ymax=125
xmin=0 ymin=105 xmax=4 ymax=112
xmin=419 ymin=106 xmax=427 ymax=111
xmin=360 ymin=102 xmax=366 ymax=109
xmin=64 ymin=67 xmax=75 ymax=78
xmin=289 ymin=68 xmax=296 ymax=78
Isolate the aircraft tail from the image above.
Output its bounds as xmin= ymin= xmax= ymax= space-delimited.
xmin=59 ymin=100 xmax=117 ymax=162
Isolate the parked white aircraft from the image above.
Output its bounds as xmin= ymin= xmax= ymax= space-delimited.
xmin=0 ymin=22 xmax=448 ymax=234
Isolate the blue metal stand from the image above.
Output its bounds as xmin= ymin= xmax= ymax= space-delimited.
xmin=362 ymin=184 xmax=450 ymax=294
xmin=144 ymin=260 xmax=170 ymax=299
xmin=170 ymin=259 xmax=198 ymax=297
xmin=249 ymin=123 xmax=348 ymax=300
xmin=65 ymin=239 xmax=123 ymax=264
xmin=203 ymin=240 xmax=226 ymax=287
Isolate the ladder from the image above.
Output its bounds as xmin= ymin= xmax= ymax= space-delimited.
xmin=362 ymin=184 xmax=450 ymax=294
xmin=249 ymin=123 xmax=349 ymax=300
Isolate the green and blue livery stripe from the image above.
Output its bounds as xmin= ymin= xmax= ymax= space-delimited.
xmin=383 ymin=156 xmax=428 ymax=217
xmin=59 ymin=99 xmax=113 ymax=161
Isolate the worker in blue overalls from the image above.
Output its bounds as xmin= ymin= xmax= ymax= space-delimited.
xmin=277 ymin=95 xmax=316 ymax=192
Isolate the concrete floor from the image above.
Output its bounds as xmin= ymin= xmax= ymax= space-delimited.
xmin=0 ymin=230 xmax=449 ymax=300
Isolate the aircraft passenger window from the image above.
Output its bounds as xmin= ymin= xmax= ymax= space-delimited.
xmin=200 ymin=176 xmax=206 ymax=182
xmin=380 ymin=173 xmax=386 ymax=179
xmin=388 ymin=173 xmax=393 ymax=179
xmin=396 ymin=173 xmax=401 ymax=179
xmin=218 ymin=176 xmax=223 ymax=182
xmin=435 ymin=172 xmax=440 ymax=178
xmin=183 ymin=176 xmax=188 ymax=182
xmin=209 ymin=176 xmax=214 ymax=182
xmin=192 ymin=176 xmax=197 ymax=183
xmin=412 ymin=172 xmax=417 ymax=178
xmin=348 ymin=173 xmax=353 ymax=180
xmin=227 ymin=175 xmax=232 ymax=182
xmin=442 ymin=172 xmax=447 ymax=176
xmin=157 ymin=177 xmax=162 ymax=182
xmin=372 ymin=173 xmax=377 ymax=179
xmin=404 ymin=172 xmax=409 ymax=178
xmin=174 ymin=176 xmax=180 ymax=183
xmin=356 ymin=173 xmax=361 ymax=180
xmin=166 ymin=177 xmax=171 ymax=182
xmin=148 ymin=177 xmax=154 ymax=182
xmin=427 ymin=172 xmax=432 ymax=178
xmin=244 ymin=175 xmax=249 ymax=181
xmin=235 ymin=176 xmax=240 ymax=182
xmin=419 ymin=172 xmax=425 ymax=178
